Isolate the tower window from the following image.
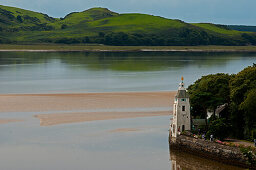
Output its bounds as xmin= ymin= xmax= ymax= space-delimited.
xmin=182 ymin=106 xmax=185 ymax=111
xmin=181 ymin=99 xmax=186 ymax=102
xmin=182 ymin=125 xmax=185 ymax=132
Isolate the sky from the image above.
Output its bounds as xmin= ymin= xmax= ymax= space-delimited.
xmin=1 ymin=0 xmax=255 ymax=25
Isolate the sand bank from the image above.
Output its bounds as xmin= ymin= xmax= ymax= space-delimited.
xmin=0 ymin=119 xmax=23 ymax=124
xmin=35 ymin=111 xmax=170 ymax=126
xmin=0 ymin=91 xmax=175 ymax=126
xmin=109 ymin=128 xmax=139 ymax=133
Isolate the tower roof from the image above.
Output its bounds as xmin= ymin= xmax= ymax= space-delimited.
xmin=176 ymin=90 xmax=190 ymax=98
xmin=176 ymin=76 xmax=189 ymax=98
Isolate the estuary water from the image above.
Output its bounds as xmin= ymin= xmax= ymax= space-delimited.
xmin=0 ymin=51 xmax=255 ymax=94
xmin=0 ymin=51 xmax=255 ymax=170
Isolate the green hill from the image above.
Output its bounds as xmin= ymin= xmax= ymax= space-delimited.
xmin=0 ymin=5 xmax=57 ymax=30
xmin=60 ymin=8 xmax=119 ymax=25
xmin=0 ymin=4 xmax=256 ymax=45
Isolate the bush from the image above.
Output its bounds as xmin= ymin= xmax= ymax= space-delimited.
xmin=17 ymin=15 xmax=23 ymax=23
xmin=206 ymin=118 xmax=230 ymax=140
xmin=240 ymin=147 xmax=256 ymax=166
xmin=61 ymin=24 xmax=68 ymax=29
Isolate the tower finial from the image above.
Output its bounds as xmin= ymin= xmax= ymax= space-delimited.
xmin=181 ymin=76 xmax=184 ymax=82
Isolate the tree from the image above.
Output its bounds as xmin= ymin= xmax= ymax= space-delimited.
xmin=188 ymin=74 xmax=231 ymax=123
xmin=229 ymin=64 xmax=256 ymax=138
xmin=98 ymin=32 xmax=105 ymax=37
xmin=206 ymin=118 xmax=230 ymax=140
xmin=61 ymin=24 xmax=68 ymax=29
xmin=188 ymin=64 xmax=256 ymax=140
xmin=239 ymin=88 xmax=256 ymax=139
xmin=82 ymin=36 xmax=90 ymax=43
xmin=17 ymin=15 xmax=23 ymax=23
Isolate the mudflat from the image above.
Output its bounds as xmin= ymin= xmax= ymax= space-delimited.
xmin=0 ymin=91 xmax=175 ymax=126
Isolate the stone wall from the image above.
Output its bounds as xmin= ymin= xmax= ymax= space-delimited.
xmin=169 ymin=134 xmax=251 ymax=168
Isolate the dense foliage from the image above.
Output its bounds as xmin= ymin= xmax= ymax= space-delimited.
xmin=188 ymin=64 xmax=256 ymax=140
xmin=206 ymin=118 xmax=230 ymax=140
xmin=1 ymin=5 xmax=256 ymax=45
xmin=188 ymin=74 xmax=230 ymax=119
xmin=229 ymin=64 xmax=256 ymax=139
xmin=228 ymin=25 xmax=256 ymax=33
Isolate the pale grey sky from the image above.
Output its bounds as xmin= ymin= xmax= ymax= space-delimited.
xmin=1 ymin=0 xmax=255 ymax=25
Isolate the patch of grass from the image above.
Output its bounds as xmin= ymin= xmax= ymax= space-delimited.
xmin=192 ymin=23 xmax=244 ymax=35
xmin=89 ymin=14 xmax=186 ymax=33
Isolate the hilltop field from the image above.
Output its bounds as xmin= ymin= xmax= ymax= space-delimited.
xmin=1 ymin=5 xmax=256 ymax=46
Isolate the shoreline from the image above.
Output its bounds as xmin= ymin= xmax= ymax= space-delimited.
xmin=169 ymin=134 xmax=253 ymax=169
xmin=1 ymin=49 xmax=256 ymax=52
xmin=1 ymin=45 xmax=256 ymax=52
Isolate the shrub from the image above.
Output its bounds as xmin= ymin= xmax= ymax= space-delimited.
xmin=206 ymin=118 xmax=230 ymax=140
xmin=17 ymin=15 xmax=23 ymax=23
xmin=61 ymin=24 xmax=68 ymax=29
xmin=240 ymin=147 xmax=256 ymax=166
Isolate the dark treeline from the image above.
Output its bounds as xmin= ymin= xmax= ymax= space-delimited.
xmin=228 ymin=25 xmax=256 ymax=33
xmin=40 ymin=30 xmax=256 ymax=46
xmin=188 ymin=64 xmax=256 ymax=140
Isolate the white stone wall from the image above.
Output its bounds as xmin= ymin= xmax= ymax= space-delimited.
xmin=171 ymin=93 xmax=191 ymax=138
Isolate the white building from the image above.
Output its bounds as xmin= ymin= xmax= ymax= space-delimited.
xmin=207 ymin=103 xmax=228 ymax=119
xmin=170 ymin=77 xmax=191 ymax=138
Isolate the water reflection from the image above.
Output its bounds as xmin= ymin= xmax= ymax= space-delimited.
xmin=169 ymin=149 xmax=245 ymax=170
xmin=0 ymin=51 xmax=255 ymax=71
xmin=0 ymin=51 xmax=255 ymax=93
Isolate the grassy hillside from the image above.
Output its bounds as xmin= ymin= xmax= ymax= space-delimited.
xmin=0 ymin=4 xmax=256 ymax=45
xmin=192 ymin=23 xmax=242 ymax=35
xmin=0 ymin=5 xmax=57 ymax=30
xmin=60 ymin=8 xmax=118 ymax=25
xmin=89 ymin=14 xmax=186 ymax=32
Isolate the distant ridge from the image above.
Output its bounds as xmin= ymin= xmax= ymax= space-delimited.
xmin=0 ymin=4 xmax=256 ymax=45
xmin=227 ymin=25 xmax=256 ymax=32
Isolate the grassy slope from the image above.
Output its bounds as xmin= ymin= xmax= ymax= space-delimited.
xmin=88 ymin=14 xmax=186 ymax=33
xmin=0 ymin=4 xmax=255 ymax=44
xmin=0 ymin=5 xmax=57 ymax=27
xmin=192 ymin=23 xmax=243 ymax=35
xmin=60 ymin=8 xmax=118 ymax=25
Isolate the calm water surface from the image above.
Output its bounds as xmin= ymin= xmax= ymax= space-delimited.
xmin=0 ymin=51 xmax=255 ymax=94
xmin=0 ymin=51 xmax=254 ymax=170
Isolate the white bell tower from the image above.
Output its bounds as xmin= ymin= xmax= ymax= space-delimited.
xmin=170 ymin=77 xmax=191 ymax=138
